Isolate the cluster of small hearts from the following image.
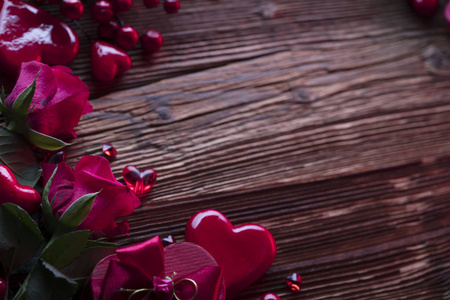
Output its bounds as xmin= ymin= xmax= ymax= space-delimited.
xmin=0 ymin=0 xmax=177 ymax=82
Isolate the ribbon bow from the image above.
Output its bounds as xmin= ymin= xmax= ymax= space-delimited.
xmin=90 ymin=236 xmax=224 ymax=300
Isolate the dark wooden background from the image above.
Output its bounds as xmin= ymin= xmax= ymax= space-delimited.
xmin=3 ymin=0 xmax=450 ymax=299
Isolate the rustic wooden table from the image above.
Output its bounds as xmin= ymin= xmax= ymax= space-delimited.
xmin=4 ymin=0 xmax=450 ymax=299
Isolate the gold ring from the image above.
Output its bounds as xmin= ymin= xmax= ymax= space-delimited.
xmin=174 ymin=278 xmax=198 ymax=300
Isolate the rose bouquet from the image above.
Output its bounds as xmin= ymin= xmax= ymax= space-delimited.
xmin=0 ymin=62 xmax=281 ymax=300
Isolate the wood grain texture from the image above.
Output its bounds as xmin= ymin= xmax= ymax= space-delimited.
xmin=4 ymin=0 xmax=450 ymax=299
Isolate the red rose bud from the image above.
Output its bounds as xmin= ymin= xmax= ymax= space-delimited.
xmin=42 ymin=156 xmax=141 ymax=237
xmin=4 ymin=61 xmax=92 ymax=149
xmin=153 ymin=276 xmax=174 ymax=300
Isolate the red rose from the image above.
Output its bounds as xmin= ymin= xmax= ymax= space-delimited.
xmin=42 ymin=155 xmax=140 ymax=237
xmin=5 ymin=61 xmax=92 ymax=140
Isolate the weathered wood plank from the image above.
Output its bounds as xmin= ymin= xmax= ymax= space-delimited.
xmin=2 ymin=0 xmax=450 ymax=299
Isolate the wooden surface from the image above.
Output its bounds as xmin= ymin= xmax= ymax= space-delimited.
xmin=4 ymin=0 xmax=450 ymax=298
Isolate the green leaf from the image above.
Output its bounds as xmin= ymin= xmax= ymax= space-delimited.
xmin=24 ymin=259 xmax=78 ymax=300
xmin=0 ymin=127 xmax=41 ymax=187
xmin=0 ymin=203 xmax=44 ymax=273
xmin=11 ymin=71 xmax=39 ymax=118
xmin=42 ymin=167 xmax=58 ymax=232
xmin=25 ymin=128 xmax=73 ymax=151
xmin=1 ymin=86 xmax=5 ymax=102
xmin=61 ymin=246 xmax=117 ymax=279
xmin=86 ymin=239 xmax=122 ymax=248
xmin=41 ymin=230 xmax=90 ymax=269
xmin=57 ymin=191 xmax=99 ymax=234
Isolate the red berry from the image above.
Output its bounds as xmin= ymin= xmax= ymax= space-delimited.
xmin=92 ymin=0 xmax=114 ymax=23
xmin=140 ymin=30 xmax=163 ymax=55
xmin=60 ymin=0 xmax=84 ymax=20
xmin=143 ymin=0 xmax=159 ymax=8
xmin=410 ymin=0 xmax=439 ymax=17
xmin=116 ymin=25 xmax=139 ymax=50
xmin=0 ymin=278 xmax=6 ymax=299
xmin=164 ymin=0 xmax=179 ymax=14
xmin=98 ymin=20 xmax=120 ymax=40
xmin=113 ymin=0 xmax=133 ymax=12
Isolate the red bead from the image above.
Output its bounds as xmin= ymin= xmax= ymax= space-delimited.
xmin=0 ymin=278 xmax=6 ymax=299
xmin=162 ymin=235 xmax=175 ymax=246
xmin=44 ymin=151 xmax=66 ymax=164
xmin=122 ymin=165 xmax=157 ymax=195
xmin=102 ymin=143 xmax=117 ymax=159
xmin=143 ymin=0 xmax=159 ymax=8
xmin=97 ymin=20 xmax=120 ymax=40
xmin=90 ymin=41 xmax=132 ymax=81
xmin=164 ymin=0 xmax=180 ymax=14
xmin=140 ymin=30 xmax=163 ymax=55
xmin=92 ymin=0 xmax=113 ymax=23
xmin=113 ymin=0 xmax=133 ymax=12
xmin=286 ymin=273 xmax=302 ymax=292
xmin=410 ymin=0 xmax=438 ymax=17
xmin=116 ymin=25 xmax=139 ymax=50
xmin=60 ymin=0 xmax=84 ymax=20
xmin=261 ymin=293 xmax=281 ymax=300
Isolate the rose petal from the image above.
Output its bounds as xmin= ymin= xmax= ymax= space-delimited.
xmin=5 ymin=61 xmax=56 ymax=111
xmin=41 ymin=161 xmax=75 ymax=213
xmin=72 ymin=170 xmax=140 ymax=232
xmin=74 ymin=156 xmax=116 ymax=182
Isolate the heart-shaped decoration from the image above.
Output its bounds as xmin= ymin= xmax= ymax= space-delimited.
xmin=0 ymin=165 xmax=41 ymax=214
xmin=0 ymin=0 xmax=80 ymax=76
xmin=122 ymin=165 xmax=157 ymax=196
xmin=165 ymin=242 xmax=226 ymax=300
xmin=261 ymin=293 xmax=282 ymax=300
xmin=89 ymin=240 xmax=226 ymax=300
xmin=90 ymin=41 xmax=131 ymax=81
xmin=185 ymin=209 xmax=277 ymax=298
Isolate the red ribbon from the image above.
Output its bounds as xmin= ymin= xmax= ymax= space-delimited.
xmin=91 ymin=236 xmax=224 ymax=300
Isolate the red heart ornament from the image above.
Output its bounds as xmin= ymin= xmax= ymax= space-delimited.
xmin=90 ymin=240 xmax=226 ymax=300
xmin=261 ymin=293 xmax=282 ymax=300
xmin=0 ymin=165 xmax=41 ymax=214
xmin=185 ymin=209 xmax=277 ymax=298
xmin=122 ymin=165 xmax=157 ymax=196
xmin=90 ymin=41 xmax=131 ymax=81
xmin=165 ymin=242 xmax=226 ymax=300
xmin=0 ymin=0 xmax=80 ymax=76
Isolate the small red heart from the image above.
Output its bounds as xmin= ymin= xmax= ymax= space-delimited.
xmin=261 ymin=293 xmax=282 ymax=300
xmin=90 ymin=41 xmax=131 ymax=81
xmin=122 ymin=165 xmax=156 ymax=196
xmin=0 ymin=165 xmax=41 ymax=214
xmin=185 ymin=209 xmax=277 ymax=298
xmin=0 ymin=0 xmax=80 ymax=76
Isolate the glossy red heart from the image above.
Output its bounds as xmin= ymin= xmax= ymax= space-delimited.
xmin=0 ymin=165 xmax=41 ymax=214
xmin=0 ymin=0 xmax=80 ymax=76
xmin=261 ymin=293 xmax=282 ymax=300
xmin=122 ymin=165 xmax=156 ymax=196
xmin=90 ymin=41 xmax=131 ymax=81
xmin=185 ymin=209 xmax=277 ymax=298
